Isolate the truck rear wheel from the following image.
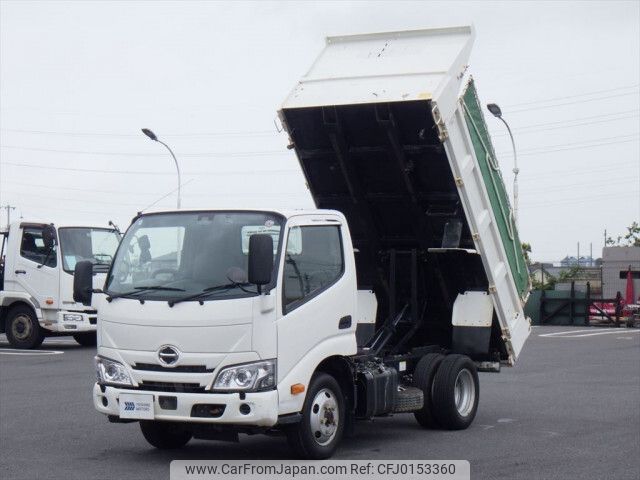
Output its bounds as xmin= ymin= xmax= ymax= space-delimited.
xmin=412 ymin=353 xmax=445 ymax=428
xmin=73 ymin=332 xmax=97 ymax=346
xmin=5 ymin=305 xmax=44 ymax=349
xmin=286 ymin=372 xmax=345 ymax=459
xmin=139 ymin=421 xmax=192 ymax=449
xmin=431 ymin=354 xmax=479 ymax=430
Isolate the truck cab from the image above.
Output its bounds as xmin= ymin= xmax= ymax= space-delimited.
xmin=0 ymin=221 xmax=121 ymax=348
xmin=85 ymin=209 xmax=357 ymax=430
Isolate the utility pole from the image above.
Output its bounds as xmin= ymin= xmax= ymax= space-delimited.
xmin=1 ymin=205 xmax=16 ymax=230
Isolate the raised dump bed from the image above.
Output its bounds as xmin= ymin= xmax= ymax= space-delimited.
xmin=280 ymin=26 xmax=530 ymax=364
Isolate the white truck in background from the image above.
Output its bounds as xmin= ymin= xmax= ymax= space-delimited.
xmin=0 ymin=221 xmax=121 ymax=348
xmin=74 ymin=26 xmax=531 ymax=459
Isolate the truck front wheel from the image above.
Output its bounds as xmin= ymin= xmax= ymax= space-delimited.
xmin=286 ymin=372 xmax=345 ymax=459
xmin=5 ymin=305 xmax=44 ymax=349
xmin=139 ymin=421 xmax=192 ymax=449
xmin=431 ymin=354 xmax=479 ymax=430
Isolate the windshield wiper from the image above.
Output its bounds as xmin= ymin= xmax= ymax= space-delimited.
xmin=167 ymin=282 xmax=256 ymax=307
xmin=106 ymin=285 xmax=185 ymax=302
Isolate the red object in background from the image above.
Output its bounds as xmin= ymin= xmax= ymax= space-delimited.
xmin=625 ymin=266 xmax=635 ymax=305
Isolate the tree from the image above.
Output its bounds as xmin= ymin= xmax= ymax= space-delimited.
xmin=531 ymin=271 xmax=556 ymax=291
xmin=558 ymin=265 xmax=584 ymax=281
xmin=606 ymin=222 xmax=640 ymax=247
xmin=521 ymin=242 xmax=532 ymax=265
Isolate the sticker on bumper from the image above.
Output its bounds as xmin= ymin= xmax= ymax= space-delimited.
xmin=119 ymin=393 xmax=154 ymax=419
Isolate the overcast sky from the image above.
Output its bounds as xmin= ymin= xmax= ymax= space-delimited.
xmin=1 ymin=0 xmax=638 ymax=262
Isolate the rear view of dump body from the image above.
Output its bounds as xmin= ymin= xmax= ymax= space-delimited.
xmin=280 ymin=26 xmax=530 ymax=365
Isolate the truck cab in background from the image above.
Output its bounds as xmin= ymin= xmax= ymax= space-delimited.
xmin=0 ymin=221 xmax=121 ymax=348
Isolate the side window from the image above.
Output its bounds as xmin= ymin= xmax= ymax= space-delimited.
xmin=20 ymin=228 xmax=57 ymax=268
xmin=283 ymin=225 xmax=344 ymax=312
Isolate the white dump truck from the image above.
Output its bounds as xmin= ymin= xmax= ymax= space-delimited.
xmin=74 ymin=26 xmax=531 ymax=459
xmin=0 ymin=220 xmax=121 ymax=348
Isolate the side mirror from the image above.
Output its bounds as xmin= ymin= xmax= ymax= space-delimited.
xmin=42 ymin=224 xmax=57 ymax=250
xmin=248 ymin=234 xmax=274 ymax=290
xmin=73 ymin=260 xmax=94 ymax=305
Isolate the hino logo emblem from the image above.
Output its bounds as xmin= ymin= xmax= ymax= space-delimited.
xmin=157 ymin=345 xmax=180 ymax=366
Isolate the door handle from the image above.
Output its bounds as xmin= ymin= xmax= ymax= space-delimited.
xmin=15 ymin=270 xmax=26 ymax=275
xmin=338 ymin=315 xmax=352 ymax=329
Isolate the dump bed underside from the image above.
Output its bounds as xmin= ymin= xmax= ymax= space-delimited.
xmin=281 ymin=100 xmax=507 ymax=359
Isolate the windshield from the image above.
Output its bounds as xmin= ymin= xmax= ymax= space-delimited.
xmin=58 ymin=227 xmax=121 ymax=273
xmin=105 ymin=211 xmax=284 ymax=301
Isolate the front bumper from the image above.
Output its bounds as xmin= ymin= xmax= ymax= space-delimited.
xmin=93 ymin=383 xmax=279 ymax=427
xmin=41 ymin=311 xmax=97 ymax=333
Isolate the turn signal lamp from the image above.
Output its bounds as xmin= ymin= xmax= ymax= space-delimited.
xmin=290 ymin=383 xmax=305 ymax=395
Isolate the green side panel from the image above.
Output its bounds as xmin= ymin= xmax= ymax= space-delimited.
xmin=524 ymin=290 xmax=542 ymax=325
xmin=461 ymin=79 xmax=530 ymax=299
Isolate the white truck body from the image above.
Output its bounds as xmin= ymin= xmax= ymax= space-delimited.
xmin=0 ymin=221 xmax=120 ymax=348
xmin=84 ymin=27 xmax=531 ymax=458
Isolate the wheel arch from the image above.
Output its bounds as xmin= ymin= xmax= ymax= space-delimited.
xmin=314 ymin=356 xmax=356 ymax=420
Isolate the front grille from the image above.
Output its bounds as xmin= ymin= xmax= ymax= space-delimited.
xmin=135 ymin=381 xmax=207 ymax=393
xmin=89 ymin=317 xmax=97 ymax=325
xmin=131 ymin=363 xmax=214 ymax=373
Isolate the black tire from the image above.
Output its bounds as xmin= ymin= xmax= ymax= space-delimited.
xmin=73 ymin=332 xmax=97 ymax=347
xmin=286 ymin=372 xmax=345 ymax=459
xmin=395 ymin=386 xmax=424 ymax=413
xmin=412 ymin=353 xmax=445 ymax=428
xmin=5 ymin=305 xmax=44 ymax=349
xmin=139 ymin=421 xmax=192 ymax=449
xmin=432 ymin=354 xmax=479 ymax=430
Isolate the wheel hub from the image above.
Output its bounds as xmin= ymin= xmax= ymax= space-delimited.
xmin=11 ymin=314 xmax=32 ymax=341
xmin=454 ymin=368 xmax=476 ymax=417
xmin=309 ymin=388 xmax=339 ymax=446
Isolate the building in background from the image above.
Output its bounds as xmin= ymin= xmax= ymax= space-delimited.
xmin=559 ymin=255 xmax=597 ymax=267
xmin=602 ymin=246 xmax=640 ymax=299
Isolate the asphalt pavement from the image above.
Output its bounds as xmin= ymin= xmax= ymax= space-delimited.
xmin=1 ymin=326 xmax=639 ymax=480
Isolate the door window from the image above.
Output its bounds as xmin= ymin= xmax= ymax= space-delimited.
xmin=20 ymin=227 xmax=57 ymax=268
xmin=282 ymin=225 xmax=344 ymax=312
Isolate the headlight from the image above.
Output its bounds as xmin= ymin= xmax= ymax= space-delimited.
xmin=95 ymin=356 xmax=132 ymax=386
xmin=213 ymin=360 xmax=276 ymax=392
xmin=63 ymin=313 xmax=83 ymax=322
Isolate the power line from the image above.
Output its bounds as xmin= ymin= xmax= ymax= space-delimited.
xmin=496 ymin=133 xmax=639 ymax=156
xmin=507 ymin=91 xmax=640 ymax=114
xmin=0 ymin=128 xmax=277 ymax=138
xmin=0 ymin=161 xmax=300 ymax=176
xmin=512 ymin=138 xmax=640 ymax=157
xmin=520 ymin=176 xmax=637 ymax=192
xmin=0 ymin=145 xmax=285 ymax=157
xmin=0 ymin=180 xmax=185 ymax=197
xmin=520 ymin=190 xmax=639 ymax=209
xmin=491 ymin=113 xmax=640 ymax=137
xmin=504 ymin=84 xmax=639 ymax=108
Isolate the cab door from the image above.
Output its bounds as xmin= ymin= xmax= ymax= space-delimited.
xmin=12 ymin=225 xmax=60 ymax=309
xmin=276 ymin=217 xmax=357 ymax=384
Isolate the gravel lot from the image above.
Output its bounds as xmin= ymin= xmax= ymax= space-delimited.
xmin=1 ymin=326 xmax=639 ymax=480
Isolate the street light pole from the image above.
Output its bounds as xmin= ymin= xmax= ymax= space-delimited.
xmin=141 ymin=128 xmax=181 ymax=209
xmin=486 ymin=103 xmax=519 ymax=228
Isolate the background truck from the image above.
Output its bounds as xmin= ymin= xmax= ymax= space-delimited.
xmin=74 ymin=26 xmax=531 ymax=459
xmin=0 ymin=221 xmax=121 ymax=348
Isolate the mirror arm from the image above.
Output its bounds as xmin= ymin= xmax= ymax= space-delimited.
xmin=37 ymin=246 xmax=55 ymax=269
